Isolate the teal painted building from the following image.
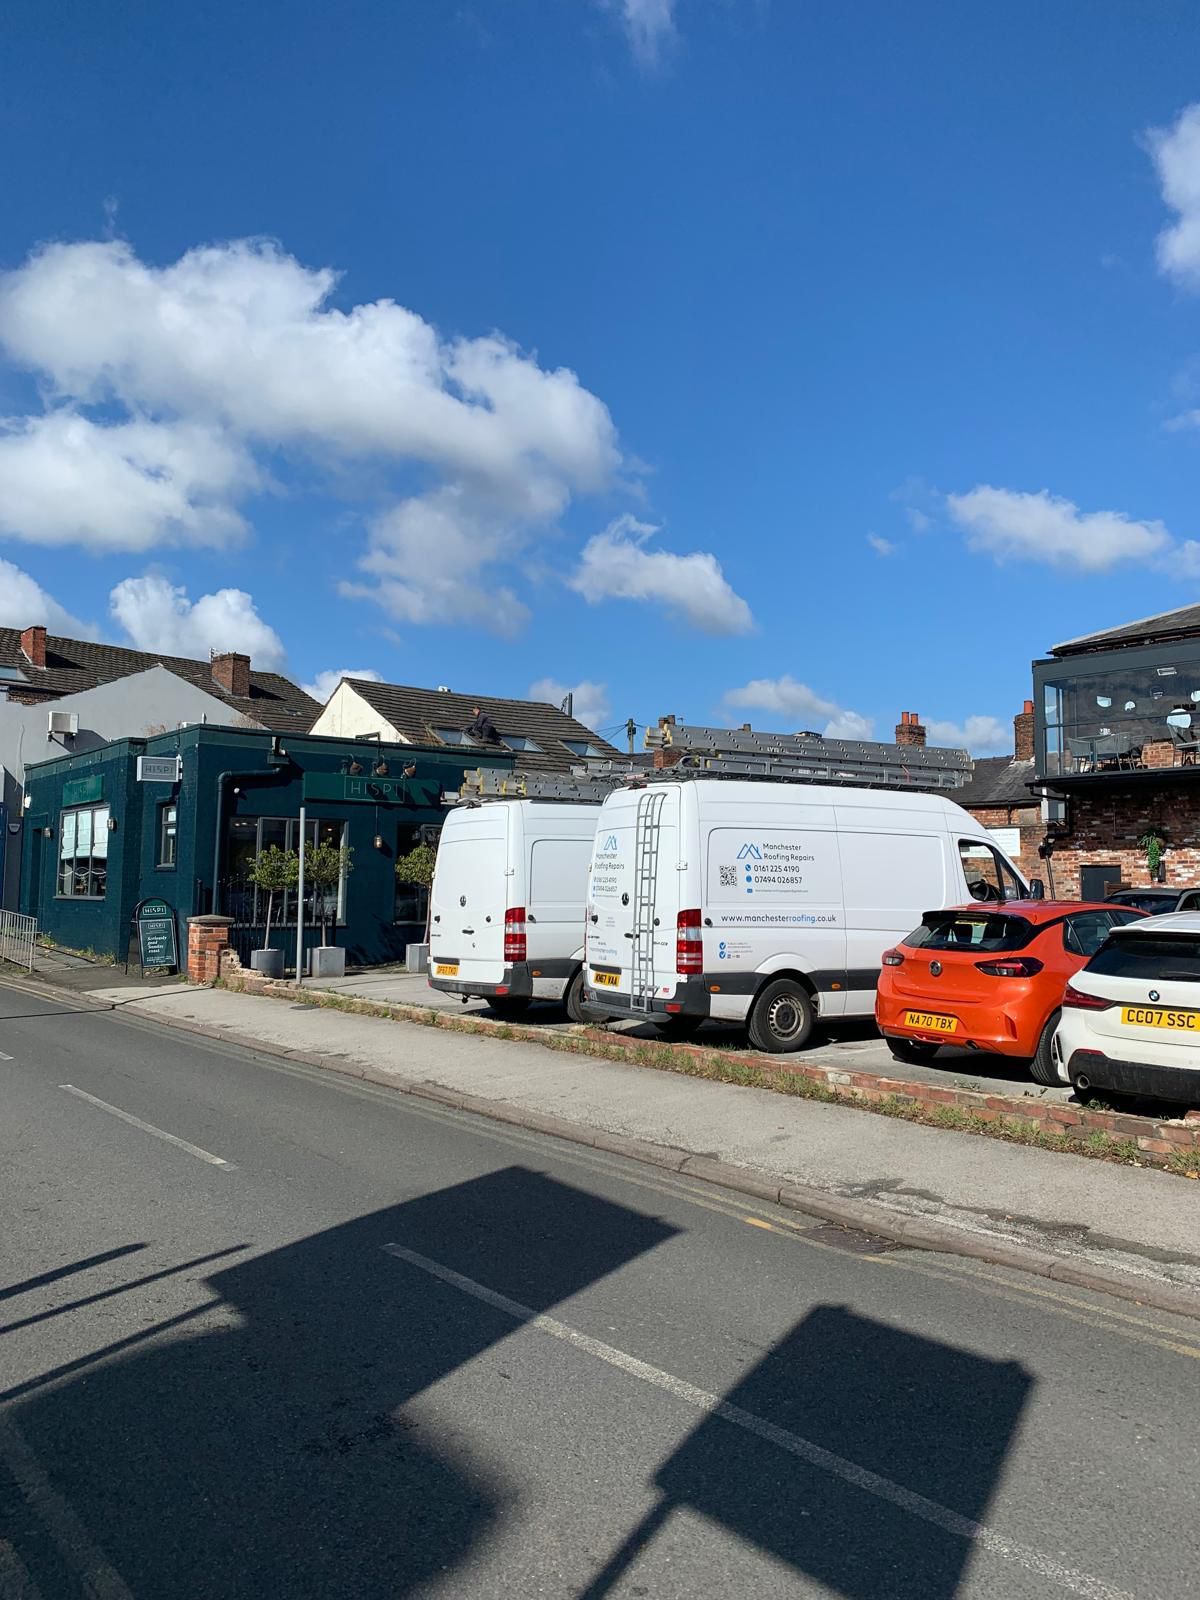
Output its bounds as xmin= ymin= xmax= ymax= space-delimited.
xmin=20 ymin=725 xmax=512 ymax=968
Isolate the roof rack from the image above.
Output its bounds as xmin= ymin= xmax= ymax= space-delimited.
xmin=458 ymin=766 xmax=632 ymax=803
xmin=644 ymin=720 xmax=972 ymax=790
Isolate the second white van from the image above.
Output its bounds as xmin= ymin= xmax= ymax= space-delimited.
xmin=429 ymin=799 xmax=601 ymax=1020
xmin=582 ymin=778 xmax=1033 ymax=1050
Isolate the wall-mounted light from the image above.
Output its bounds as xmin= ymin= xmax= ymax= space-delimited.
xmin=373 ymin=759 xmax=389 ymax=777
xmin=373 ymin=833 xmax=384 ymax=850
xmin=42 ymin=826 xmax=52 ymax=838
xmin=403 ymin=763 xmax=417 ymax=778
xmin=348 ymin=759 xmax=364 ymax=776
xmin=107 ymin=816 xmax=118 ymax=831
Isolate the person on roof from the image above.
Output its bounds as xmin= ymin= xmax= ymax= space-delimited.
xmin=464 ymin=706 xmax=502 ymax=744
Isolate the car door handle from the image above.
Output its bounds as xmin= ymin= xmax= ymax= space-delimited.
xmin=462 ymin=926 xmax=475 ymax=935
xmin=624 ymin=932 xmax=635 ymax=939
xmin=589 ymin=914 xmax=598 ymax=924
xmin=527 ymin=914 xmax=537 ymax=923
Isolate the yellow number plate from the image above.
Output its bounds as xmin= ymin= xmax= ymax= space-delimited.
xmin=903 ymin=1010 xmax=959 ymax=1034
xmin=434 ymin=962 xmax=459 ymax=977
xmin=592 ymin=970 xmax=621 ymax=988
xmin=1121 ymin=1006 xmax=1200 ymax=1031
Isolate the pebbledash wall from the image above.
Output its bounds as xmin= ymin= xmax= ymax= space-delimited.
xmin=20 ymin=725 xmax=511 ymax=966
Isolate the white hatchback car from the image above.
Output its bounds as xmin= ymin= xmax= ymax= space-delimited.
xmin=1056 ymin=911 xmax=1200 ymax=1106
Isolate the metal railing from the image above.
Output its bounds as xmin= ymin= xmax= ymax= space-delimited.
xmin=0 ymin=910 xmax=36 ymax=973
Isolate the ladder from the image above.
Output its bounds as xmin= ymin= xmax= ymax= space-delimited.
xmin=645 ymin=721 xmax=972 ymax=789
xmin=631 ymin=788 xmax=667 ymax=1012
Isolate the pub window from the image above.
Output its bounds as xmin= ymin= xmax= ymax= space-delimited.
xmin=158 ymin=802 xmax=177 ymax=867
xmin=224 ymin=816 xmax=348 ymax=925
xmin=58 ymin=804 xmax=110 ymax=898
xmin=395 ymin=823 xmax=438 ymax=924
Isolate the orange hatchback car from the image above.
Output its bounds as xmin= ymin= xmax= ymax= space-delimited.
xmin=875 ymin=902 xmax=1144 ymax=1085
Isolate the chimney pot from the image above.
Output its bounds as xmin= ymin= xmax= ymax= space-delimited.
xmin=19 ymin=625 xmax=46 ymax=669
xmin=211 ymin=651 xmax=251 ymax=699
xmin=895 ymin=710 xmax=926 ymax=748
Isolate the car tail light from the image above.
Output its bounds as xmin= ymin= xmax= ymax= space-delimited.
xmin=975 ymin=957 xmax=1044 ymax=978
xmin=676 ymin=908 xmax=703 ymax=975
xmin=881 ymin=948 xmax=904 ymax=967
xmin=504 ymin=906 xmax=527 ymax=963
xmin=1062 ymin=981 xmax=1115 ymax=1011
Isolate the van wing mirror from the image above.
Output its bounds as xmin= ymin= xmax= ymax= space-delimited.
xmin=1028 ymin=878 xmax=1045 ymax=900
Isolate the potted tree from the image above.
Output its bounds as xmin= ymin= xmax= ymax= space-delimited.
xmin=305 ymin=836 xmax=354 ymax=978
xmin=395 ymin=840 xmax=437 ymax=973
xmin=247 ymin=844 xmax=298 ymax=979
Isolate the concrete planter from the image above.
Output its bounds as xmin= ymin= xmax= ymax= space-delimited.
xmin=309 ymin=945 xmax=346 ymax=980
xmin=406 ymin=942 xmax=430 ymax=975
xmin=250 ymin=947 xmax=285 ymax=980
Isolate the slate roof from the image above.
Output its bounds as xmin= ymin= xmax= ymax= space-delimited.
xmin=955 ymin=755 xmax=1038 ymax=810
xmin=1052 ymin=603 xmax=1200 ymax=657
xmin=0 ymin=628 xmax=320 ymax=733
xmin=339 ymin=679 xmax=623 ymax=771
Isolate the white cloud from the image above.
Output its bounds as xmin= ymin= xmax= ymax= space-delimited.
xmin=571 ymin=514 xmax=753 ymax=634
xmin=925 ymin=714 xmax=1011 ymax=755
xmin=1149 ymin=104 xmax=1200 ymax=289
xmin=302 ymin=668 xmax=383 ymax=703
xmin=905 ymin=507 xmax=932 ymax=533
xmin=0 ymin=412 xmax=253 ymax=551
xmin=721 ymin=675 xmax=872 ymax=740
xmin=109 ymin=574 xmax=287 ymax=671
xmin=610 ymin=0 xmax=677 ymax=66
xmin=0 ymin=558 xmax=95 ymax=636
xmin=528 ymin=676 xmax=611 ymax=732
xmin=866 ymin=533 xmax=894 ymax=557
xmin=823 ymin=711 xmax=875 ymax=741
xmin=945 ymin=486 xmax=1172 ymax=573
xmin=342 ymin=487 xmax=532 ymax=637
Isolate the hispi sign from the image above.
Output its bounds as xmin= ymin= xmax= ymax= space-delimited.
xmin=137 ymin=755 xmax=182 ymax=784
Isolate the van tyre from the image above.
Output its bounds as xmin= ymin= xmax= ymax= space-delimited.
xmin=886 ymin=1038 xmax=940 ymax=1066
xmin=489 ymin=997 xmax=531 ymax=1021
xmin=563 ymin=968 xmax=587 ymax=1024
xmin=748 ymin=979 xmax=815 ymax=1053
xmin=1029 ymin=1010 xmax=1063 ymax=1087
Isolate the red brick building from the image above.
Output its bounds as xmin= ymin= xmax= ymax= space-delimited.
xmin=951 ymin=702 xmax=1042 ymax=884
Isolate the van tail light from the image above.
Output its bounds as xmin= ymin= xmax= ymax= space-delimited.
xmin=504 ymin=906 xmax=527 ymax=964
xmin=975 ymin=957 xmax=1043 ymax=978
xmin=676 ymin=908 xmax=703 ymax=975
xmin=1062 ymin=981 xmax=1115 ymax=1011
xmin=881 ymin=949 xmax=904 ymax=967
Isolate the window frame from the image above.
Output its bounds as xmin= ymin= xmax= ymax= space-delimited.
xmin=958 ymin=839 xmax=1027 ymax=903
xmin=157 ymin=801 xmax=178 ymax=869
xmin=224 ymin=815 xmax=348 ymax=926
xmin=57 ymin=802 xmax=111 ymax=899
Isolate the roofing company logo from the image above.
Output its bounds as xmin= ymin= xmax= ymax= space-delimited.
xmin=736 ymin=843 xmax=763 ymax=860
xmin=602 ymin=833 xmax=619 ymax=852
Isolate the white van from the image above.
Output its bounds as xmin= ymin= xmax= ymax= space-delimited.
xmin=428 ymin=799 xmax=601 ymax=1020
xmin=582 ymin=779 xmax=1033 ymax=1051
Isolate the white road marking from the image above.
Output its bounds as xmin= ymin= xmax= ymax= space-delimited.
xmin=382 ymin=1243 xmax=1131 ymax=1600
xmin=0 ymin=1414 xmax=133 ymax=1600
xmin=59 ymin=1085 xmax=233 ymax=1168
xmin=0 ymin=1053 xmax=13 ymax=1062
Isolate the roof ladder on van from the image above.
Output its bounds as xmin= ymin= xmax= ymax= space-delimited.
xmin=458 ymin=767 xmax=627 ymax=803
xmin=631 ymin=788 xmax=668 ymax=1012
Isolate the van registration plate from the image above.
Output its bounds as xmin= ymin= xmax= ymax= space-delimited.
xmin=592 ymin=969 xmax=621 ymax=988
xmin=903 ymin=1011 xmax=958 ymax=1034
xmin=434 ymin=962 xmax=459 ymax=978
xmin=1121 ymin=1006 xmax=1200 ymax=1031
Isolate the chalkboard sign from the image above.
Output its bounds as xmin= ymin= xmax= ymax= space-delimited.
xmin=134 ymin=898 xmax=178 ymax=974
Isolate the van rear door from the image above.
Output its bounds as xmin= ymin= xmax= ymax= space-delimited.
xmin=429 ymin=811 xmax=508 ymax=985
xmin=587 ymin=788 xmax=680 ymax=1004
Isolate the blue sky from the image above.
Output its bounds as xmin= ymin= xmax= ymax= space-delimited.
xmin=4 ymin=1 xmax=1200 ymax=751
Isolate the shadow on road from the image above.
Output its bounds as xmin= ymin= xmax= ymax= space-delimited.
xmin=2 ymin=1167 xmax=677 ymax=1598
xmin=584 ymin=1305 xmax=1033 ymax=1600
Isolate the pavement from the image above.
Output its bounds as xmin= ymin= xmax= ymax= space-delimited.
xmin=307 ymin=966 xmax=1076 ymax=1102
xmin=3 ymin=972 xmax=1200 ymax=1599
xmin=26 ymin=969 xmax=1200 ymax=1307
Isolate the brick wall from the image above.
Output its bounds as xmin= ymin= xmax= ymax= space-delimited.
xmin=1048 ymin=786 xmax=1200 ymax=897
xmin=966 ymin=802 xmax=1043 ymax=883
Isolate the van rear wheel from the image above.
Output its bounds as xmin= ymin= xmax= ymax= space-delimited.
xmin=563 ymin=968 xmax=587 ymax=1024
xmin=748 ymin=979 xmax=815 ymax=1053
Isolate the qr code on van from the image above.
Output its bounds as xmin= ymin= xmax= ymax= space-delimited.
xmin=719 ymin=865 xmax=738 ymax=888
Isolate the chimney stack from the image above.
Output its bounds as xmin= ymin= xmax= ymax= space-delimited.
xmin=19 ymin=625 xmax=46 ymax=669
xmin=1014 ymin=698 xmax=1035 ymax=762
xmin=895 ymin=710 xmax=927 ymax=748
xmin=211 ymin=651 xmax=251 ymax=699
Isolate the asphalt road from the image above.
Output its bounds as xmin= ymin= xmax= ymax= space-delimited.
xmin=2 ymin=978 xmax=1199 ymax=1600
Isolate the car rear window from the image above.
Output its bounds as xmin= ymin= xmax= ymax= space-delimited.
xmin=1107 ymin=892 xmax=1177 ymax=914
xmin=1088 ymin=934 xmax=1200 ymax=982
xmin=904 ymin=913 xmax=1034 ymax=953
